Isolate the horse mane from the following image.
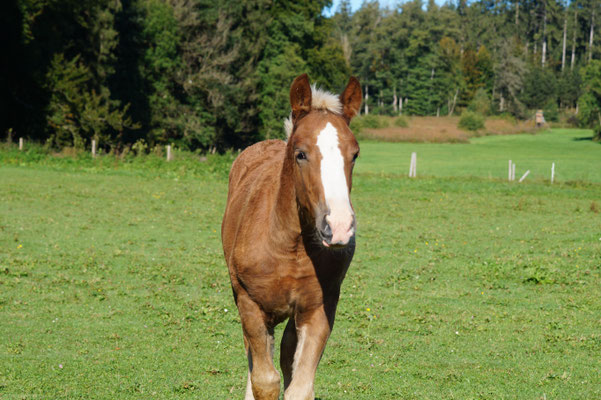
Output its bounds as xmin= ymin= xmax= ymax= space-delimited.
xmin=284 ymin=85 xmax=343 ymax=138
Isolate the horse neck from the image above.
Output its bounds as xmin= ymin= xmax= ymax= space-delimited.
xmin=272 ymin=148 xmax=301 ymax=242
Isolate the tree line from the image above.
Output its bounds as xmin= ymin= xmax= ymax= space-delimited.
xmin=339 ymin=0 xmax=601 ymax=130
xmin=3 ymin=0 xmax=601 ymax=153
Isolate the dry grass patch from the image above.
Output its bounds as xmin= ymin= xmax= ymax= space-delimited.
xmin=361 ymin=116 xmax=541 ymax=143
xmin=484 ymin=118 xmax=539 ymax=136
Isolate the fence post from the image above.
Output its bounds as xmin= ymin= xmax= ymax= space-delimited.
xmin=409 ymin=152 xmax=417 ymax=178
xmin=508 ymin=160 xmax=512 ymax=181
xmin=551 ymin=162 xmax=555 ymax=184
xmin=166 ymin=145 xmax=173 ymax=161
xmin=92 ymin=139 xmax=97 ymax=158
xmin=518 ymin=170 xmax=530 ymax=183
xmin=19 ymin=137 xmax=23 ymax=151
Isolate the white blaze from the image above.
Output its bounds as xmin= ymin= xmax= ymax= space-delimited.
xmin=316 ymin=122 xmax=354 ymax=244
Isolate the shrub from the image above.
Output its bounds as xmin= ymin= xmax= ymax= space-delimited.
xmin=361 ymin=114 xmax=388 ymax=129
xmin=498 ymin=113 xmax=517 ymax=124
xmin=458 ymin=111 xmax=485 ymax=131
xmin=350 ymin=114 xmax=389 ymax=133
xmin=577 ymin=92 xmax=600 ymax=128
xmin=594 ymin=125 xmax=601 ymax=142
xmin=393 ymin=116 xmax=408 ymax=128
xmin=560 ymin=110 xmax=579 ymax=127
xmin=467 ymin=89 xmax=492 ymax=116
xmin=543 ymin=101 xmax=559 ymax=122
xmin=132 ymin=139 xmax=148 ymax=155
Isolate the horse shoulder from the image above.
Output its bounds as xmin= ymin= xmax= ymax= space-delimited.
xmin=222 ymin=139 xmax=287 ymax=273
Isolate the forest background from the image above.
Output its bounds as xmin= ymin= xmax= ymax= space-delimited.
xmin=3 ymin=0 xmax=601 ymax=153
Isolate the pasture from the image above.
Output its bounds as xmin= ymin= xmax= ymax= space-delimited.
xmin=1 ymin=129 xmax=600 ymax=399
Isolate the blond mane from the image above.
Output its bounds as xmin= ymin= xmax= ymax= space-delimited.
xmin=284 ymin=85 xmax=342 ymax=138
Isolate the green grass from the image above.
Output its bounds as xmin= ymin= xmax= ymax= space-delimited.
xmin=358 ymin=128 xmax=601 ymax=183
xmin=1 ymin=129 xmax=600 ymax=399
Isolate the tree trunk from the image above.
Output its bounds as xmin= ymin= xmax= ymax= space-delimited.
xmin=399 ymin=96 xmax=403 ymax=115
xmin=572 ymin=10 xmax=578 ymax=70
xmin=542 ymin=6 xmax=547 ymax=68
xmin=448 ymin=89 xmax=459 ymax=116
xmin=393 ymin=86 xmax=397 ymax=113
xmin=515 ymin=0 xmax=519 ymax=26
xmin=340 ymin=34 xmax=352 ymax=65
xmin=589 ymin=10 xmax=595 ymax=63
xmin=562 ymin=11 xmax=567 ymax=72
xmin=364 ymin=84 xmax=369 ymax=115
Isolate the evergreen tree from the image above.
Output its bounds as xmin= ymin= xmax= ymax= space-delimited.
xmin=4 ymin=0 xmax=601 ymax=149
xmin=578 ymin=60 xmax=601 ymax=132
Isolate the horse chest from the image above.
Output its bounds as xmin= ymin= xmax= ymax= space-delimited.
xmin=234 ymin=247 xmax=350 ymax=318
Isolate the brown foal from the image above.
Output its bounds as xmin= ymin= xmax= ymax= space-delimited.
xmin=222 ymin=74 xmax=362 ymax=400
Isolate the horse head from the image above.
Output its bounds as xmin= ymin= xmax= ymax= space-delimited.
xmin=286 ymin=74 xmax=362 ymax=249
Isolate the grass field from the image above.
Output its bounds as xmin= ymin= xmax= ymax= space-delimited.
xmin=358 ymin=128 xmax=601 ymax=183
xmin=1 ymin=129 xmax=600 ymax=399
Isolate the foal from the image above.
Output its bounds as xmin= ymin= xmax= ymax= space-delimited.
xmin=222 ymin=74 xmax=362 ymax=400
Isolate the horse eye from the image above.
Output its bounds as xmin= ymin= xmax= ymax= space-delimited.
xmin=352 ymin=152 xmax=359 ymax=162
xmin=296 ymin=151 xmax=307 ymax=161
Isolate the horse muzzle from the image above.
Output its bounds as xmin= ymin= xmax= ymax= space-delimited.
xmin=318 ymin=212 xmax=356 ymax=248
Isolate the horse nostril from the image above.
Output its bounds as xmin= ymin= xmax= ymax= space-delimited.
xmin=321 ymin=218 xmax=333 ymax=241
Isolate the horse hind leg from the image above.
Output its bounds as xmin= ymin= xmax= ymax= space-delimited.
xmin=279 ymin=318 xmax=298 ymax=390
xmin=238 ymin=296 xmax=280 ymax=400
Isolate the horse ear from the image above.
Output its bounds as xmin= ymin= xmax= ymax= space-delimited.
xmin=290 ymin=74 xmax=312 ymax=122
xmin=340 ymin=76 xmax=362 ymax=121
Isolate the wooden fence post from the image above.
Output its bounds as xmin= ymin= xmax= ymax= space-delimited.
xmin=19 ymin=137 xmax=23 ymax=151
xmin=92 ymin=139 xmax=96 ymax=158
xmin=166 ymin=145 xmax=173 ymax=161
xmin=551 ymin=162 xmax=555 ymax=184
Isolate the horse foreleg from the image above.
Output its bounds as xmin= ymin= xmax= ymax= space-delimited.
xmin=238 ymin=295 xmax=281 ymax=400
xmin=283 ymin=306 xmax=332 ymax=400
xmin=243 ymin=336 xmax=254 ymax=400
xmin=279 ymin=318 xmax=297 ymax=390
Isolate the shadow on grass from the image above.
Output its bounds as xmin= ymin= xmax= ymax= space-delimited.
xmin=572 ymin=136 xmax=595 ymax=141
